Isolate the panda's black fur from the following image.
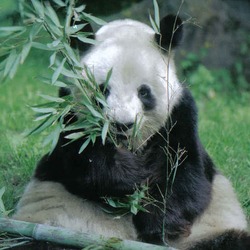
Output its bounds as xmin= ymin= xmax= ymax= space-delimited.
xmin=13 ymin=14 xmax=249 ymax=250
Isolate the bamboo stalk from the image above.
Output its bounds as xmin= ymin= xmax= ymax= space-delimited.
xmin=0 ymin=218 xmax=171 ymax=250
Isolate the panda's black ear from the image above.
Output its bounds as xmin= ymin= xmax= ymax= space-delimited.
xmin=155 ymin=15 xmax=183 ymax=51
xmin=70 ymin=19 xmax=95 ymax=52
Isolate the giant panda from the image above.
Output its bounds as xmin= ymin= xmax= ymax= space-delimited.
xmin=13 ymin=14 xmax=250 ymax=250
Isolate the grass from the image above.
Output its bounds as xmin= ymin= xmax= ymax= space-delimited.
xmin=196 ymin=92 xmax=250 ymax=219
xmin=0 ymin=50 xmax=56 ymax=211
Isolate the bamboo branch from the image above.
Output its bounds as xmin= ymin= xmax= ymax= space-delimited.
xmin=0 ymin=218 xmax=171 ymax=250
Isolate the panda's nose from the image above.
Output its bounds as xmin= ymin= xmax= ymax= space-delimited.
xmin=114 ymin=122 xmax=134 ymax=132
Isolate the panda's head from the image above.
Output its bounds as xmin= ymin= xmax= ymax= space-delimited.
xmin=76 ymin=15 xmax=183 ymax=150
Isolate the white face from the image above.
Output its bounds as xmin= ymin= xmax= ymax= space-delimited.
xmin=80 ymin=20 xmax=182 ymax=150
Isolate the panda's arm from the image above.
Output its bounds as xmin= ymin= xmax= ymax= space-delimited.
xmin=35 ymin=137 xmax=151 ymax=199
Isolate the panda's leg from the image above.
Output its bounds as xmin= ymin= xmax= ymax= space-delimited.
xmin=13 ymin=179 xmax=137 ymax=240
xmin=169 ymin=174 xmax=249 ymax=250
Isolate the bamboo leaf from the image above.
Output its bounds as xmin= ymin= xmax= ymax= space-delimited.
xmin=52 ymin=58 xmax=66 ymax=84
xmin=9 ymin=54 xmax=21 ymax=79
xmin=149 ymin=14 xmax=159 ymax=34
xmin=49 ymin=52 xmax=57 ymax=67
xmin=43 ymin=124 xmax=63 ymax=153
xmin=34 ymin=113 xmax=51 ymax=121
xmin=82 ymin=13 xmax=107 ymax=26
xmin=66 ymin=24 xmax=87 ymax=35
xmin=101 ymin=120 xmax=109 ymax=145
xmin=47 ymin=39 xmax=63 ymax=49
xmin=39 ymin=94 xmax=65 ymax=103
xmin=74 ymin=35 xmax=98 ymax=45
xmin=32 ymin=42 xmax=54 ymax=51
xmin=37 ymin=76 xmax=68 ymax=87
xmin=78 ymin=137 xmax=91 ymax=154
xmin=0 ymin=26 xmax=25 ymax=33
xmin=104 ymin=68 xmax=112 ymax=88
xmin=4 ymin=50 xmax=17 ymax=77
xmin=46 ymin=18 xmax=63 ymax=36
xmin=52 ymin=0 xmax=66 ymax=7
xmin=63 ymin=42 xmax=81 ymax=67
xmin=65 ymin=132 xmax=85 ymax=140
xmin=45 ymin=4 xmax=62 ymax=28
xmin=153 ymin=0 xmax=160 ymax=30
xmin=74 ymin=4 xmax=86 ymax=13
xmin=21 ymin=42 xmax=32 ymax=64
xmin=31 ymin=107 xmax=57 ymax=114
xmin=29 ymin=23 xmax=43 ymax=40
xmin=31 ymin=0 xmax=44 ymax=18
xmin=59 ymin=67 xmax=82 ymax=79
xmin=85 ymin=104 xmax=103 ymax=119
xmin=27 ymin=115 xmax=56 ymax=136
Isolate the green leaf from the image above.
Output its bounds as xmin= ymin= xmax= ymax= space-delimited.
xmin=104 ymin=68 xmax=112 ymax=88
xmin=52 ymin=58 xmax=66 ymax=84
xmin=153 ymin=0 xmax=160 ymax=31
xmin=52 ymin=0 xmax=66 ymax=7
xmin=74 ymin=4 xmax=86 ymax=13
xmin=66 ymin=24 xmax=87 ymax=35
xmin=45 ymin=4 xmax=62 ymax=28
xmin=65 ymin=132 xmax=85 ymax=140
xmin=82 ymin=13 xmax=107 ymax=26
xmin=21 ymin=42 xmax=32 ymax=64
xmin=43 ymin=123 xmax=63 ymax=154
xmin=39 ymin=94 xmax=65 ymax=103
xmin=31 ymin=107 xmax=57 ymax=114
xmin=34 ymin=113 xmax=52 ymax=121
xmin=106 ymin=198 xmax=118 ymax=208
xmin=149 ymin=14 xmax=159 ymax=34
xmin=63 ymin=42 xmax=81 ymax=67
xmin=130 ymin=204 xmax=138 ymax=215
xmin=85 ymin=104 xmax=103 ymax=119
xmin=27 ymin=115 xmax=56 ymax=136
xmin=49 ymin=52 xmax=57 ymax=67
xmin=59 ymin=67 xmax=82 ymax=79
xmin=101 ymin=120 xmax=109 ymax=145
xmin=9 ymin=54 xmax=21 ymax=79
xmin=0 ymin=26 xmax=25 ymax=33
xmin=31 ymin=0 xmax=44 ymax=18
xmin=74 ymin=35 xmax=98 ymax=45
xmin=4 ymin=49 xmax=17 ymax=77
xmin=29 ymin=23 xmax=43 ymax=40
xmin=78 ymin=137 xmax=91 ymax=154
xmin=32 ymin=42 xmax=54 ymax=51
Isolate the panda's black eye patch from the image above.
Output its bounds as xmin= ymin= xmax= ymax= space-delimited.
xmin=99 ymin=83 xmax=110 ymax=99
xmin=138 ymin=84 xmax=156 ymax=111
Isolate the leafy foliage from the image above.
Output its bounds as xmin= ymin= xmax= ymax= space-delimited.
xmin=0 ymin=0 xmax=111 ymax=153
xmin=103 ymin=185 xmax=153 ymax=216
xmin=0 ymin=0 xmax=150 ymax=215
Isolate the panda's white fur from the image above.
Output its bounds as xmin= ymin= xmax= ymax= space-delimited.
xmin=170 ymin=174 xmax=248 ymax=249
xmin=13 ymin=179 xmax=137 ymax=240
xmin=13 ymin=175 xmax=247 ymax=249
xmin=13 ymin=17 xmax=249 ymax=250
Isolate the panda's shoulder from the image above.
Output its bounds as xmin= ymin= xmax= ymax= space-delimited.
xmin=171 ymin=86 xmax=198 ymax=125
